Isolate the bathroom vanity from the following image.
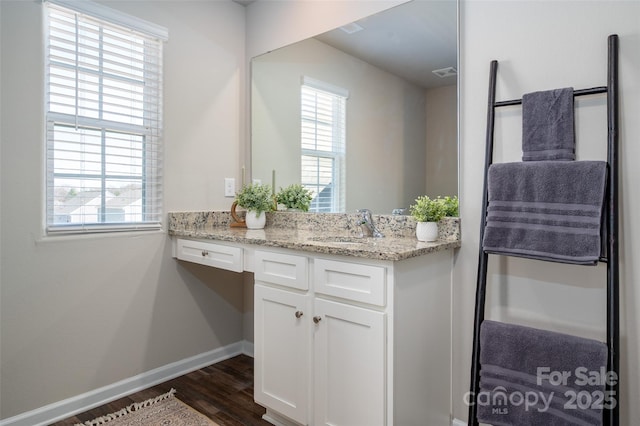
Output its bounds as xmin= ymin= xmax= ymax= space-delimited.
xmin=169 ymin=211 xmax=460 ymax=426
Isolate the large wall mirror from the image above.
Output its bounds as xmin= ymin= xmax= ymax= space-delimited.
xmin=251 ymin=0 xmax=458 ymax=214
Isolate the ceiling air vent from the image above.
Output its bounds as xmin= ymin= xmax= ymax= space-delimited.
xmin=432 ymin=67 xmax=457 ymax=78
xmin=339 ymin=22 xmax=364 ymax=35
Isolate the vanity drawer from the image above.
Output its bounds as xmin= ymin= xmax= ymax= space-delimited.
xmin=176 ymin=239 xmax=243 ymax=272
xmin=255 ymin=250 xmax=308 ymax=290
xmin=314 ymin=259 xmax=386 ymax=306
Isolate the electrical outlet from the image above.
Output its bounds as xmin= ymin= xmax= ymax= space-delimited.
xmin=224 ymin=178 xmax=235 ymax=197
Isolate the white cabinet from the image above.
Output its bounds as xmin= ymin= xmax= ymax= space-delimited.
xmin=313 ymin=298 xmax=385 ymax=426
xmin=256 ymin=288 xmax=386 ymax=426
xmin=255 ymin=250 xmax=308 ymax=290
xmin=253 ymin=248 xmax=451 ymax=426
xmin=175 ymin=238 xmax=452 ymax=426
xmin=255 ymin=252 xmax=388 ymax=426
xmin=254 ymin=284 xmax=311 ymax=425
xmin=314 ymin=258 xmax=386 ymax=306
xmin=175 ymin=238 xmax=243 ymax=272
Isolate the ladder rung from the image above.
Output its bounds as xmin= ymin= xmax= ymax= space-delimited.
xmin=494 ymin=86 xmax=608 ymax=107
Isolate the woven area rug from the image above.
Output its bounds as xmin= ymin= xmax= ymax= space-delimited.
xmin=75 ymin=389 xmax=218 ymax=426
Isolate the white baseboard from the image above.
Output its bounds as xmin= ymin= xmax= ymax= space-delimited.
xmin=0 ymin=340 xmax=253 ymax=426
xmin=452 ymin=418 xmax=467 ymax=426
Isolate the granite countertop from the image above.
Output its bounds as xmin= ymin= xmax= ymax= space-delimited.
xmin=168 ymin=211 xmax=461 ymax=262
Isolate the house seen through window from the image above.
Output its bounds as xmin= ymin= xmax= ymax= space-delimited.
xmin=45 ymin=1 xmax=167 ymax=233
xmin=300 ymin=77 xmax=347 ymax=213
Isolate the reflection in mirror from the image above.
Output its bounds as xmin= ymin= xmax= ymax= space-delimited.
xmin=251 ymin=0 xmax=457 ymax=214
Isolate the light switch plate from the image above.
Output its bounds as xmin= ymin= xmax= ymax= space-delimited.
xmin=224 ymin=178 xmax=235 ymax=197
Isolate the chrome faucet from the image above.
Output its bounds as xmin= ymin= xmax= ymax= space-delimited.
xmin=356 ymin=208 xmax=384 ymax=238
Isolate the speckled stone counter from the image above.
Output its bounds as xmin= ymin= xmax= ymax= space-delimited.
xmin=168 ymin=211 xmax=460 ymax=262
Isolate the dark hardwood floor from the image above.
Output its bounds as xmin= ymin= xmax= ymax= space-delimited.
xmin=50 ymin=354 xmax=271 ymax=426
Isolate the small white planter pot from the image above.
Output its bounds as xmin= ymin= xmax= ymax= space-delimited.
xmin=245 ymin=210 xmax=266 ymax=229
xmin=416 ymin=221 xmax=438 ymax=242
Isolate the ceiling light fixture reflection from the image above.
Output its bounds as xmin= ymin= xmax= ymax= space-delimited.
xmin=339 ymin=22 xmax=364 ymax=34
xmin=432 ymin=66 xmax=457 ymax=78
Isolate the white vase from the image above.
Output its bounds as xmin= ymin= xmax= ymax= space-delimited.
xmin=416 ymin=221 xmax=438 ymax=242
xmin=245 ymin=210 xmax=266 ymax=229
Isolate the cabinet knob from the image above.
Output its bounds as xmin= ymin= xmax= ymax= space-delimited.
xmin=295 ymin=311 xmax=304 ymax=318
xmin=201 ymin=250 xmax=208 ymax=257
xmin=313 ymin=316 xmax=322 ymax=324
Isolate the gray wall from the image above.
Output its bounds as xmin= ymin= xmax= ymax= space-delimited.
xmin=455 ymin=1 xmax=640 ymax=423
xmin=425 ymin=84 xmax=458 ymax=198
xmin=0 ymin=0 xmax=247 ymax=419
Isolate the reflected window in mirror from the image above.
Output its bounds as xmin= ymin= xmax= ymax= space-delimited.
xmin=300 ymin=77 xmax=348 ymax=212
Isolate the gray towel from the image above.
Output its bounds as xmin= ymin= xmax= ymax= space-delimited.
xmin=477 ymin=320 xmax=608 ymax=426
xmin=483 ymin=161 xmax=607 ymax=265
xmin=523 ymin=88 xmax=575 ymax=161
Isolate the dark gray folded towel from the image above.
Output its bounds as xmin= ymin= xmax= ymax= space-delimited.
xmin=483 ymin=161 xmax=607 ymax=265
xmin=523 ymin=87 xmax=575 ymax=161
xmin=478 ymin=320 xmax=608 ymax=426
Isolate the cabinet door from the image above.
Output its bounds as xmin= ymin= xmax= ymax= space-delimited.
xmin=254 ymin=284 xmax=311 ymax=425
xmin=313 ymin=298 xmax=386 ymax=426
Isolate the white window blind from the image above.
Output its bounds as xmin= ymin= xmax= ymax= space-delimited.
xmin=45 ymin=1 xmax=166 ymax=234
xmin=300 ymin=77 xmax=347 ymax=213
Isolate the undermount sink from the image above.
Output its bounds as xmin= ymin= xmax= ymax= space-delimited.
xmin=306 ymin=236 xmax=372 ymax=245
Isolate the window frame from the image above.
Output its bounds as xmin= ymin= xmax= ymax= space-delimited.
xmin=300 ymin=77 xmax=348 ymax=213
xmin=44 ymin=0 xmax=167 ymax=234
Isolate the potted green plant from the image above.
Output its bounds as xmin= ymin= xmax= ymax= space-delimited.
xmin=410 ymin=195 xmax=447 ymax=242
xmin=235 ymin=183 xmax=274 ymax=229
xmin=275 ymin=183 xmax=313 ymax=212
xmin=438 ymin=195 xmax=459 ymax=217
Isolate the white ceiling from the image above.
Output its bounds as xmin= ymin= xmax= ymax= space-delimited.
xmin=314 ymin=0 xmax=457 ymax=89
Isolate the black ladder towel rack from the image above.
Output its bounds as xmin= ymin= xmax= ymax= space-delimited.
xmin=468 ymin=34 xmax=619 ymax=426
